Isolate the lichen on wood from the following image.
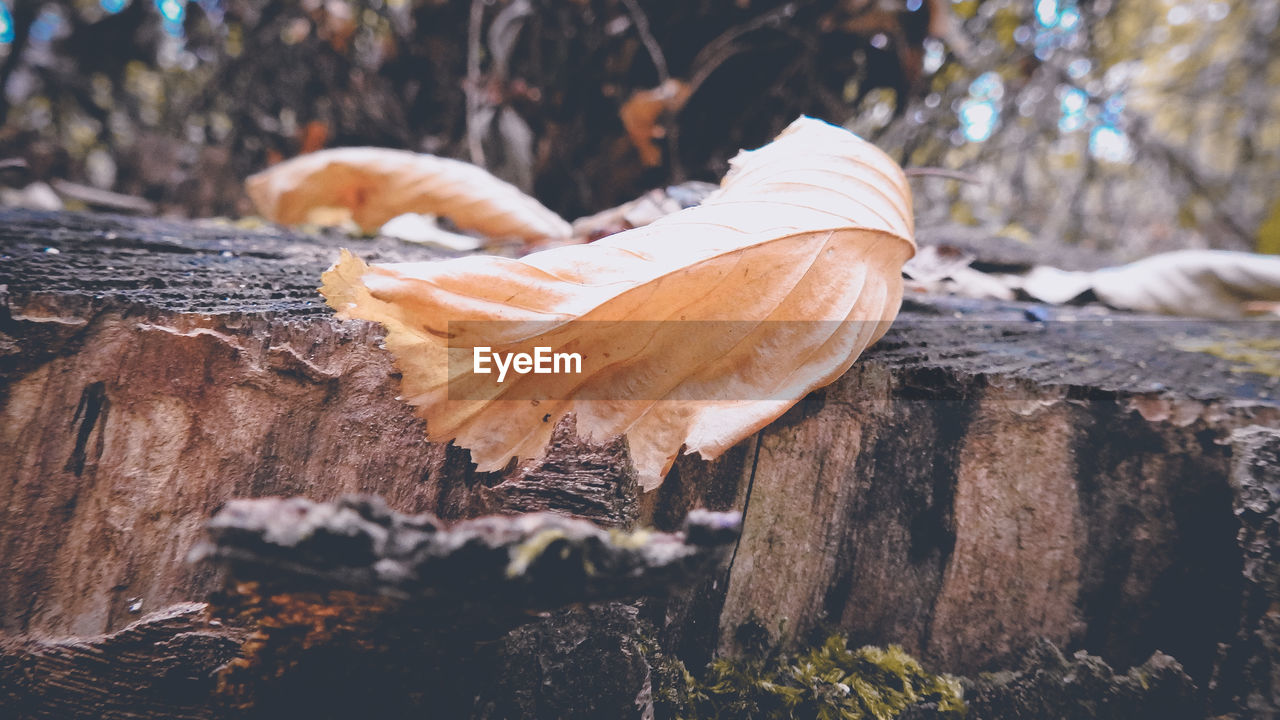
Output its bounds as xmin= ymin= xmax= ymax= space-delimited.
xmin=195 ymin=496 xmax=742 ymax=717
xmin=679 ymin=633 xmax=964 ymax=720
xmin=193 ymin=494 xmax=741 ymax=604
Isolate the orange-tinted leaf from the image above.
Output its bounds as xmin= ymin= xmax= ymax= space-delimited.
xmin=299 ymin=120 xmax=329 ymax=155
xmin=321 ymin=117 xmax=915 ymax=489
xmin=245 ymin=147 xmax=572 ymax=241
xmin=619 ymin=79 xmax=691 ymax=167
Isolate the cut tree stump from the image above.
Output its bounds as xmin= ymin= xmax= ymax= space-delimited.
xmin=2 ymin=210 xmax=1279 ymax=715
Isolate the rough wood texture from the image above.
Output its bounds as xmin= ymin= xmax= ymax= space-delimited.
xmin=1215 ymin=425 xmax=1280 ymax=716
xmin=0 ymin=603 xmax=243 ymax=720
xmin=195 ymin=494 xmax=738 ymax=603
xmin=187 ymin=497 xmax=735 ymax=719
xmin=962 ymin=639 xmax=1199 ymax=719
xmin=2 ymin=210 xmax=1279 ymax=711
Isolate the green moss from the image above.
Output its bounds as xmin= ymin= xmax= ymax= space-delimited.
xmin=608 ymin=527 xmax=654 ymax=550
xmin=1258 ymin=198 xmax=1280 ymax=255
xmin=1179 ymin=337 xmax=1280 ymax=378
xmin=505 ymin=528 xmax=569 ymax=578
xmin=633 ymin=631 xmax=698 ymax=719
xmin=679 ymin=635 xmax=966 ymax=720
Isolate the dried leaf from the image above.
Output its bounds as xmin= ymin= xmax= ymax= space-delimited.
xmin=312 ymin=0 xmax=356 ymax=53
xmin=245 ymin=147 xmax=572 ymax=241
xmin=619 ymin=79 xmax=691 ymax=167
xmin=1243 ymin=301 xmax=1280 ymax=318
xmin=298 ymin=120 xmax=329 ymax=155
xmin=321 ymin=117 xmax=915 ymax=489
xmin=380 ymin=213 xmax=483 ymax=252
xmin=1022 ymin=250 xmax=1280 ymax=319
xmin=1017 ymin=266 xmax=1095 ymax=305
xmin=570 ymin=181 xmax=718 ymax=240
xmin=902 ymin=245 xmax=976 ymax=284
xmin=902 ymin=245 xmax=1013 ymax=300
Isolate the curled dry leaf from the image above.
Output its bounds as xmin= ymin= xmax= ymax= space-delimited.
xmin=245 ymin=147 xmax=572 ymax=242
xmin=321 ymin=117 xmax=916 ymax=489
xmin=1022 ymin=249 xmax=1280 ymax=320
xmin=1091 ymin=250 xmax=1280 ymax=319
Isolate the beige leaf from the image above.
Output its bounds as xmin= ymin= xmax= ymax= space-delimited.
xmin=1091 ymin=250 xmax=1280 ymax=319
xmin=1021 ymin=250 xmax=1280 ymax=319
xmin=321 ymin=117 xmax=916 ymax=490
xmin=379 ymin=213 xmax=484 ymax=252
xmin=619 ymin=79 xmax=691 ymax=167
xmin=245 ymin=147 xmax=572 ymax=242
xmin=570 ymin=181 xmax=718 ymax=240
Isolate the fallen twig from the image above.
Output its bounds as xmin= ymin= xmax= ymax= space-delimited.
xmin=904 ymin=167 xmax=981 ymax=184
xmin=621 ymin=0 xmax=669 ymax=83
xmin=51 ymin=179 xmax=156 ymax=215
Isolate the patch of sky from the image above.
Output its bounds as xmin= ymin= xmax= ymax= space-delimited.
xmin=1058 ymin=85 xmax=1088 ymax=132
xmin=923 ymin=38 xmax=945 ymax=74
xmin=1032 ymin=0 xmax=1082 ymax=60
xmin=1059 ymin=5 xmax=1080 ymax=29
xmin=1100 ymin=93 xmax=1125 ymax=122
xmin=960 ymin=100 xmax=998 ymax=141
xmin=1092 ymin=91 xmax=1131 ymax=161
xmin=1056 ymin=81 xmax=1131 ymax=162
xmin=1035 ymin=0 xmax=1059 ymax=27
xmin=1026 ymin=0 xmax=1121 ymax=149
xmin=157 ymin=0 xmax=186 ymax=37
xmin=0 ymin=3 xmax=12 ymax=44
xmin=958 ymin=72 xmax=1004 ymax=142
xmin=970 ymin=71 xmax=1005 ymax=101
xmin=1090 ymin=125 xmax=1132 ymax=163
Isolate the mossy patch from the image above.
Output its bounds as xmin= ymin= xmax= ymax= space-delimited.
xmin=1258 ymin=197 xmax=1280 ymax=255
xmin=679 ymin=635 xmax=965 ymax=720
xmin=1178 ymin=337 xmax=1280 ymax=378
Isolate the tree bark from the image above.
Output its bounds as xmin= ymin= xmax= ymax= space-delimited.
xmin=1 ymin=210 xmax=1278 ymax=715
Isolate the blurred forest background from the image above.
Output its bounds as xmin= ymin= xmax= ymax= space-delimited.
xmin=0 ymin=0 xmax=1275 ymax=258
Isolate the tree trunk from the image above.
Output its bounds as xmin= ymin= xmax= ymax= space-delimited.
xmin=1 ymin=209 xmax=1278 ymax=716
